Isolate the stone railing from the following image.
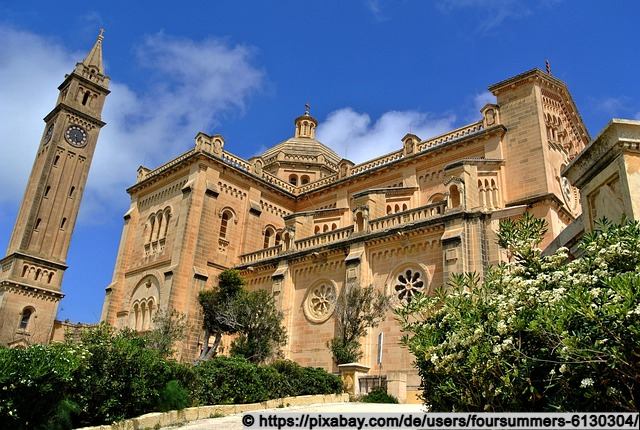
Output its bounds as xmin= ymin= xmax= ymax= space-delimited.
xmin=295 ymin=226 xmax=354 ymax=250
xmin=350 ymin=149 xmax=404 ymax=176
xmin=368 ymin=201 xmax=447 ymax=232
xmin=298 ymin=174 xmax=339 ymax=193
xmin=140 ymin=149 xmax=197 ymax=181
xmin=240 ymin=244 xmax=283 ymax=265
xmin=418 ymin=121 xmax=484 ymax=152
xmin=260 ymin=171 xmax=297 ymax=194
xmin=220 ymin=151 xmax=251 ymax=172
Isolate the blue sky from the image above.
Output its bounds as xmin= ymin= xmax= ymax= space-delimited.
xmin=1 ymin=1 xmax=639 ymax=324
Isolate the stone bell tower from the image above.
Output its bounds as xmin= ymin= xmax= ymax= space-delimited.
xmin=0 ymin=31 xmax=110 ymax=347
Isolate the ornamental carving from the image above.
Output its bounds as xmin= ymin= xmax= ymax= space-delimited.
xmin=303 ymin=282 xmax=336 ymax=323
xmin=394 ymin=269 xmax=425 ymax=302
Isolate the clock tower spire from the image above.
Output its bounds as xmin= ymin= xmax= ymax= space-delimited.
xmin=0 ymin=32 xmax=110 ymax=347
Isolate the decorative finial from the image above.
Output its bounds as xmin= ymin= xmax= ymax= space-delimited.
xmin=304 ymin=102 xmax=310 ymax=116
xmin=98 ymin=28 xmax=105 ymax=40
xmin=545 ymin=59 xmax=551 ymax=75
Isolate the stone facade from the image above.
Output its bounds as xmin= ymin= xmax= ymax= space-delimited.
xmin=0 ymin=33 xmax=109 ymax=347
xmin=100 ymin=68 xmax=592 ymax=399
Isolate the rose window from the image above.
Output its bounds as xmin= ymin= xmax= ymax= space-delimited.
xmin=304 ymin=283 xmax=336 ymax=323
xmin=395 ymin=269 xmax=424 ymax=302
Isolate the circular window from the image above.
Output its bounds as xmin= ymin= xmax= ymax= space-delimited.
xmin=394 ymin=269 xmax=425 ymax=302
xmin=303 ymin=282 xmax=336 ymax=323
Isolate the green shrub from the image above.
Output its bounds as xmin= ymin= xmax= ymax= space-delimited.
xmin=70 ymin=323 xmax=193 ymax=426
xmin=192 ymin=356 xmax=271 ymax=405
xmin=157 ymin=380 xmax=191 ymax=412
xmin=268 ymin=359 xmax=343 ymax=396
xmin=0 ymin=343 xmax=83 ymax=429
xmin=361 ymin=387 xmax=398 ymax=404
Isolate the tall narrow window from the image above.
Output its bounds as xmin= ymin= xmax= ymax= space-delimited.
xmin=54 ymin=155 xmax=60 ymax=166
xmin=263 ymin=228 xmax=273 ymax=248
xmin=44 ymin=186 xmax=51 ymax=198
xmin=69 ymin=186 xmax=75 ymax=198
xmin=34 ymin=218 xmax=42 ymax=230
xmin=60 ymin=217 xmax=67 ymax=229
xmin=19 ymin=308 xmax=32 ymax=330
xmin=220 ymin=211 xmax=230 ymax=238
xmin=82 ymin=91 xmax=90 ymax=106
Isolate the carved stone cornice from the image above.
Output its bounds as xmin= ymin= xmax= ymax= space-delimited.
xmin=564 ymin=119 xmax=640 ymax=189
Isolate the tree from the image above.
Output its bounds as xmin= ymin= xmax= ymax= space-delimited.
xmin=328 ymin=284 xmax=392 ymax=364
xmin=230 ymin=289 xmax=287 ymax=363
xmin=396 ymin=214 xmax=640 ymax=412
xmin=197 ymin=269 xmax=245 ymax=361
xmin=144 ymin=309 xmax=188 ymax=358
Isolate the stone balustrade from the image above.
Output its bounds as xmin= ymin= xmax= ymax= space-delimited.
xmin=260 ymin=171 xmax=297 ymax=194
xmin=220 ymin=151 xmax=251 ymax=172
xmin=417 ymin=120 xmax=484 ymax=152
xmin=294 ymin=226 xmax=354 ymax=250
xmin=140 ymin=149 xmax=196 ymax=181
xmin=368 ymin=201 xmax=447 ymax=232
xmin=350 ymin=150 xmax=404 ymax=175
xmin=240 ymin=244 xmax=283 ymax=265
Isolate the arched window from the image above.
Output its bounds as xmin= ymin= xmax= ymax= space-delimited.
xmin=263 ymin=227 xmax=275 ymax=248
xmin=19 ymin=308 xmax=33 ymax=330
xmin=395 ymin=204 xmax=400 ymax=213
xmin=82 ymin=91 xmax=90 ymax=106
xmin=450 ymin=185 xmax=461 ymax=208
xmin=323 ymin=225 xmax=329 ymax=233
xmin=220 ymin=211 xmax=231 ymax=238
xmin=301 ymin=175 xmax=310 ymax=185
xmin=44 ymin=186 xmax=51 ymax=198
xmin=54 ymin=155 xmax=60 ymax=166
xmin=148 ymin=215 xmax=156 ymax=242
xmin=34 ymin=218 xmax=41 ymax=230
xmin=289 ymin=174 xmax=298 ymax=186
xmin=275 ymin=232 xmax=282 ymax=245
xmin=331 ymin=223 xmax=337 ymax=230
xmin=69 ymin=186 xmax=75 ymax=198
xmin=314 ymin=226 xmax=320 ymax=235
xmin=387 ymin=205 xmax=392 ymax=215
xmin=60 ymin=217 xmax=67 ymax=229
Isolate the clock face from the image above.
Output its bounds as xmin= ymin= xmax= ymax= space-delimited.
xmin=44 ymin=124 xmax=54 ymax=143
xmin=65 ymin=125 xmax=88 ymax=148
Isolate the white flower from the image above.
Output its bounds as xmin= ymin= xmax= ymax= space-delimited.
xmin=580 ymin=378 xmax=594 ymax=388
xmin=559 ymin=364 xmax=568 ymax=374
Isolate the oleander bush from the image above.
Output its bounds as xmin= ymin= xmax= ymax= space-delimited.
xmin=0 ymin=343 xmax=83 ymax=429
xmin=397 ymin=215 xmax=640 ymax=412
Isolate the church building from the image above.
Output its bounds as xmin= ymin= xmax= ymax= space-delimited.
xmin=100 ymin=66 xmax=592 ymax=400
xmin=4 ymin=33 xmax=638 ymax=403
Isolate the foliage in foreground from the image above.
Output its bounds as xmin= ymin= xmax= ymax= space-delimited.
xmin=328 ymin=284 xmax=392 ymax=364
xmin=397 ymin=215 xmax=640 ymax=412
xmin=0 ymin=325 xmax=341 ymax=429
xmin=192 ymin=357 xmax=343 ymax=405
xmin=360 ymin=387 xmax=399 ymax=404
xmin=199 ymin=269 xmax=287 ymax=363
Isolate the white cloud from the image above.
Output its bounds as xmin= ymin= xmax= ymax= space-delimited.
xmin=0 ymin=26 xmax=265 ymax=225
xmin=473 ymin=91 xmax=497 ymax=112
xmin=436 ymin=0 xmax=534 ymax=30
xmin=0 ymin=26 xmax=77 ymax=206
xmin=316 ymin=108 xmax=456 ymax=164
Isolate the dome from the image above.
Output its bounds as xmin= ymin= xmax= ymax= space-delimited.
xmin=259 ymin=107 xmax=342 ymax=176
